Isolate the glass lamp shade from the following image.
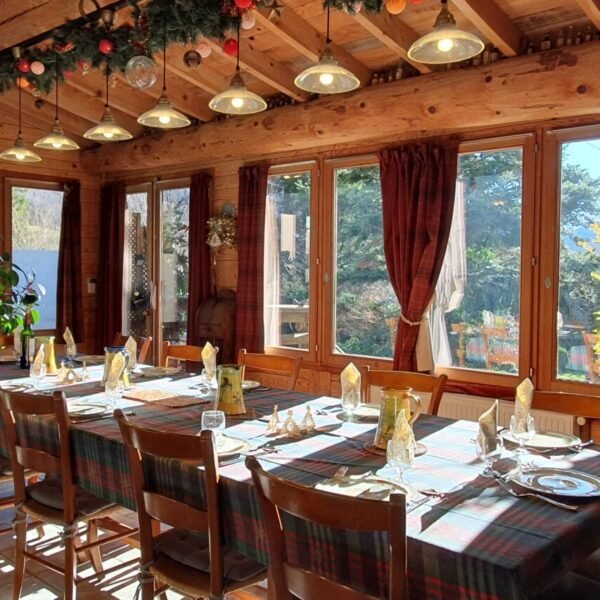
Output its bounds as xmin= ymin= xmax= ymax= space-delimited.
xmin=209 ymin=71 xmax=267 ymax=115
xmin=0 ymin=134 xmax=41 ymax=163
xmin=294 ymin=46 xmax=360 ymax=94
xmin=34 ymin=120 xmax=80 ymax=150
xmin=408 ymin=2 xmax=484 ymax=64
xmin=84 ymin=107 xmax=132 ymax=142
xmin=137 ymin=92 xmax=191 ymax=128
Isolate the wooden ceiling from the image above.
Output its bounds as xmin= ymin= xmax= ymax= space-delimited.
xmin=0 ymin=0 xmax=598 ymax=150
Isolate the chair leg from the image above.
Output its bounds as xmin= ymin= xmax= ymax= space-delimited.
xmin=64 ymin=533 xmax=77 ymax=600
xmin=12 ymin=511 xmax=27 ymax=600
xmin=86 ymin=520 xmax=103 ymax=574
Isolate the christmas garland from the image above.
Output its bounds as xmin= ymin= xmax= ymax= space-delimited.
xmin=0 ymin=0 xmax=386 ymax=96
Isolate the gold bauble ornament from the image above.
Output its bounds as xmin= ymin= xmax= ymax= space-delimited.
xmin=385 ymin=0 xmax=407 ymax=15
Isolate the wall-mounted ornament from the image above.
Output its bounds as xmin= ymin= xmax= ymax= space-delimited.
xmin=207 ymin=203 xmax=237 ymax=263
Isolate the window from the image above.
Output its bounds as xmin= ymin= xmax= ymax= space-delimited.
xmin=264 ymin=168 xmax=312 ymax=351
xmin=5 ymin=182 xmax=64 ymax=331
xmin=556 ymin=138 xmax=600 ymax=384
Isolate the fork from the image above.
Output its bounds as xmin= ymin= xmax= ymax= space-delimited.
xmin=494 ymin=477 xmax=578 ymax=511
xmin=333 ymin=466 xmax=349 ymax=480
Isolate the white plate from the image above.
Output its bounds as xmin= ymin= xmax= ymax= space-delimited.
xmin=337 ymin=404 xmax=380 ymax=421
xmin=0 ymin=355 xmax=17 ymax=363
xmin=209 ymin=380 xmax=261 ymax=391
xmin=510 ymin=468 xmax=600 ymax=498
xmin=73 ymin=355 xmax=105 ymax=365
xmin=67 ymin=402 xmax=111 ymax=418
xmin=501 ymin=430 xmax=581 ymax=449
xmin=205 ymin=435 xmax=250 ymax=457
xmin=139 ymin=366 xmax=181 ymax=377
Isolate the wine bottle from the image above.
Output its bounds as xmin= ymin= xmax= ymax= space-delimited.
xmin=19 ymin=309 xmax=34 ymax=369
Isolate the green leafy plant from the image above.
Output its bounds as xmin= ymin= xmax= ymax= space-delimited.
xmin=0 ymin=253 xmax=45 ymax=334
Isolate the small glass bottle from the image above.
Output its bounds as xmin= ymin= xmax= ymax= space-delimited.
xmin=395 ymin=63 xmax=404 ymax=80
xmin=540 ymin=34 xmax=552 ymax=51
xmin=19 ymin=309 xmax=34 ymax=370
xmin=575 ymin=31 xmax=582 ymax=45
xmin=556 ymin=29 xmax=565 ymax=48
xmin=526 ymin=42 xmax=535 ymax=54
xmin=566 ymin=25 xmax=574 ymax=46
xmin=584 ymin=25 xmax=593 ymax=43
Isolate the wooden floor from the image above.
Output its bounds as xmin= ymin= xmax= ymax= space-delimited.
xmin=0 ymin=505 xmax=267 ymax=599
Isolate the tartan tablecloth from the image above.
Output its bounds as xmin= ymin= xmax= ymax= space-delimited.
xmin=1 ymin=365 xmax=600 ymax=599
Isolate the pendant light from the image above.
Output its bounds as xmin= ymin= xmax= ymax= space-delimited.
xmin=0 ymin=82 xmax=41 ymax=163
xmin=294 ymin=3 xmax=359 ymax=94
xmin=137 ymin=21 xmax=190 ymax=128
xmin=34 ymin=55 xmax=79 ymax=150
xmin=84 ymin=68 xmax=132 ymax=141
xmin=407 ymin=0 xmax=484 ymax=65
xmin=209 ymin=18 xmax=267 ymax=115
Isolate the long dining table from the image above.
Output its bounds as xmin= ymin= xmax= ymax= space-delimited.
xmin=1 ymin=363 xmax=600 ymax=600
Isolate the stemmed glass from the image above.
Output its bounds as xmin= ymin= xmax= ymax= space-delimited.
xmin=202 ymin=367 xmax=217 ymax=390
xmin=341 ymin=389 xmax=359 ymax=421
xmin=510 ymin=415 xmax=536 ymax=472
xmin=105 ymin=380 xmax=125 ymax=409
xmin=30 ymin=363 xmax=47 ymax=390
xmin=201 ymin=410 xmax=226 ymax=448
xmin=476 ymin=435 xmax=503 ymax=477
xmin=386 ymin=438 xmax=416 ymax=498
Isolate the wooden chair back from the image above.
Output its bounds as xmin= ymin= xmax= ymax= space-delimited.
xmin=161 ymin=341 xmax=203 ymax=367
xmin=113 ymin=332 xmax=152 ymax=364
xmin=115 ymin=411 xmax=224 ymax=597
xmin=237 ymin=349 xmax=301 ymax=390
xmin=360 ymin=366 xmax=448 ymax=416
xmin=245 ymin=455 xmax=407 ymax=600
xmin=0 ymin=390 xmax=77 ymax=522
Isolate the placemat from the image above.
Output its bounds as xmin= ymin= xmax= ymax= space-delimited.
xmin=124 ymin=387 xmax=209 ymax=408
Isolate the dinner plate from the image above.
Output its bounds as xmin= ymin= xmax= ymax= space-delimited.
xmin=315 ymin=474 xmax=407 ymax=499
xmin=139 ymin=366 xmax=181 ymax=377
xmin=0 ymin=355 xmax=17 ymax=363
xmin=208 ymin=435 xmax=250 ymax=457
xmin=209 ymin=380 xmax=261 ymax=390
xmin=501 ymin=429 xmax=581 ymax=449
xmin=510 ymin=468 xmax=600 ymax=498
xmin=0 ymin=383 xmax=33 ymax=392
xmin=73 ymin=354 xmax=105 ymax=364
xmin=67 ymin=402 xmax=111 ymax=419
xmin=337 ymin=404 xmax=380 ymax=422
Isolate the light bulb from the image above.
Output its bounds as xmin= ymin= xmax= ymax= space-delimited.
xmin=52 ymin=141 xmax=62 ymax=149
xmin=231 ymin=97 xmax=245 ymax=109
xmin=437 ymin=38 xmax=454 ymax=52
xmin=319 ymin=72 xmax=334 ymax=86
xmin=103 ymin=131 xmax=114 ymax=139
xmin=15 ymin=151 xmax=26 ymax=161
xmin=158 ymin=114 xmax=171 ymax=125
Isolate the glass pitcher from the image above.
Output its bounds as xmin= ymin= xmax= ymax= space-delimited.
xmin=215 ymin=364 xmax=246 ymax=415
xmin=373 ymin=387 xmax=422 ymax=450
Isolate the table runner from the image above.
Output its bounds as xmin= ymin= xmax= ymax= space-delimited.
xmin=1 ymin=365 xmax=600 ymax=599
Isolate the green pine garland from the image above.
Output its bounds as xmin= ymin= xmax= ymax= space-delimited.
xmin=0 ymin=0 xmax=384 ymax=96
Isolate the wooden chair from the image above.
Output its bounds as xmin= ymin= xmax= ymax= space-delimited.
xmin=115 ymin=410 xmax=267 ymax=600
xmin=245 ymin=455 xmax=407 ymax=600
xmin=360 ymin=366 xmax=448 ymax=417
xmin=0 ymin=390 xmax=137 ymax=600
xmin=113 ymin=332 xmax=152 ymax=364
xmin=237 ymin=349 xmax=301 ymax=391
xmin=161 ymin=341 xmax=203 ymax=368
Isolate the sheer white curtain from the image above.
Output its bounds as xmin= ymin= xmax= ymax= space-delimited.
xmin=263 ymin=194 xmax=280 ymax=347
xmin=431 ymin=179 xmax=467 ymax=366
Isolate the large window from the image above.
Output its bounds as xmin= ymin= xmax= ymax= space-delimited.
xmin=6 ymin=182 xmax=64 ymax=330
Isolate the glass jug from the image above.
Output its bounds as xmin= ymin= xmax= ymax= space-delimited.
xmin=215 ymin=364 xmax=246 ymax=415
xmin=373 ymin=387 xmax=422 ymax=450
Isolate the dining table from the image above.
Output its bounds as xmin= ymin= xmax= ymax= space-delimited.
xmin=1 ymin=361 xmax=599 ymax=600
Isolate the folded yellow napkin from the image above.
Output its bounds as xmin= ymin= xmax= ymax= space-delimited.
xmin=125 ymin=336 xmax=137 ymax=368
xmin=106 ymin=352 xmax=126 ymax=388
xmin=340 ymin=362 xmax=360 ymax=396
xmin=478 ymin=400 xmax=498 ymax=454
xmin=392 ymin=409 xmax=416 ymax=445
xmin=64 ymin=327 xmax=77 ymax=356
xmin=31 ymin=344 xmax=45 ymax=377
xmin=201 ymin=342 xmax=218 ymax=379
xmin=515 ymin=378 xmax=534 ymax=424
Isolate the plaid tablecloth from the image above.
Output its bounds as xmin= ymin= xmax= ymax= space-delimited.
xmin=1 ymin=365 xmax=600 ymax=599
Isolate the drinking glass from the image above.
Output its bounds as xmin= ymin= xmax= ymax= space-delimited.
xmin=386 ymin=438 xmax=416 ymax=496
xmin=510 ymin=415 xmax=536 ymax=471
xmin=341 ymin=389 xmax=359 ymax=420
xmin=475 ymin=435 xmax=503 ymax=477
xmin=201 ymin=410 xmax=226 ymax=447
xmin=30 ymin=363 xmax=47 ymax=390
xmin=105 ymin=381 xmax=125 ymax=409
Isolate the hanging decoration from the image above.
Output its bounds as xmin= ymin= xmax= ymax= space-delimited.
xmin=17 ymin=58 xmax=31 ymax=74
xmin=125 ymin=55 xmax=158 ymax=89
xmin=207 ymin=205 xmax=237 ymax=259
xmin=264 ymin=0 xmax=285 ymax=20
xmin=98 ymin=38 xmax=115 ymax=55
xmin=241 ymin=11 xmax=256 ymax=30
xmin=183 ymin=49 xmax=202 ymax=68
xmin=197 ymin=42 xmax=213 ymax=58
xmin=30 ymin=61 xmax=45 ymax=75
xmin=223 ymin=38 xmax=239 ymax=57
xmin=385 ymin=0 xmax=406 ymax=15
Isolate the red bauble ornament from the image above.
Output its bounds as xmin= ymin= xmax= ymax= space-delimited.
xmin=235 ymin=0 xmax=253 ymax=8
xmin=63 ymin=70 xmax=75 ymax=78
xmin=223 ymin=38 xmax=238 ymax=57
xmin=98 ymin=38 xmax=114 ymax=55
xmin=17 ymin=58 xmax=30 ymax=73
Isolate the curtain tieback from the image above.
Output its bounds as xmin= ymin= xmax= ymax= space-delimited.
xmin=399 ymin=312 xmax=427 ymax=327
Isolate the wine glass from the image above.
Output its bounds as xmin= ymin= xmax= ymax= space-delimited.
xmin=202 ymin=367 xmax=217 ymax=390
xmin=30 ymin=363 xmax=47 ymax=390
xmin=105 ymin=380 xmax=125 ymax=409
xmin=386 ymin=439 xmax=416 ymax=497
xmin=510 ymin=415 xmax=536 ymax=472
xmin=476 ymin=434 xmax=503 ymax=477
xmin=201 ymin=410 xmax=226 ymax=447
xmin=341 ymin=389 xmax=359 ymax=420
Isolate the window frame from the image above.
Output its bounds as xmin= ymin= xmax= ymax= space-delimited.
xmin=2 ymin=177 xmax=65 ymax=335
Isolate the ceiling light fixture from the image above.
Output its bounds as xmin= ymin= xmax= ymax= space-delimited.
xmin=84 ymin=68 xmax=132 ymax=141
xmin=294 ymin=3 xmax=359 ymax=94
xmin=137 ymin=21 xmax=190 ymax=128
xmin=0 ymin=82 xmax=41 ymax=163
xmin=407 ymin=0 xmax=484 ymax=65
xmin=34 ymin=55 xmax=80 ymax=150
xmin=209 ymin=18 xmax=267 ymax=115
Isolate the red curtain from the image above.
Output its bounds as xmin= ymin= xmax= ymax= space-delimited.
xmin=379 ymin=143 xmax=458 ymax=371
xmin=97 ymin=183 xmax=126 ymax=351
xmin=235 ymin=164 xmax=268 ymax=354
xmin=56 ymin=182 xmax=83 ymax=341
xmin=187 ymin=172 xmax=213 ymax=345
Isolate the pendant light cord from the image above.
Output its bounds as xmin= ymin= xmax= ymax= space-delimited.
xmin=17 ymin=81 xmax=22 ymax=134
xmin=236 ymin=16 xmax=241 ymax=73
xmin=54 ymin=54 xmax=60 ymax=121
xmin=105 ymin=67 xmax=110 ymax=108
xmin=326 ymin=3 xmax=331 ymax=45
xmin=162 ymin=19 xmax=167 ymax=92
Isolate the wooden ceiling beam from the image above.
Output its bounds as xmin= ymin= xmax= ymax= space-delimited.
xmin=352 ymin=11 xmax=431 ymax=74
xmin=254 ymin=6 xmax=371 ymax=87
xmin=205 ymin=39 xmax=309 ymax=102
xmin=451 ymin=0 xmax=523 ymax=56
xmin=81 ymin=43 xmax=600 ymax=176
xmin=575 ymin=0 xmax=600 ymax=29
